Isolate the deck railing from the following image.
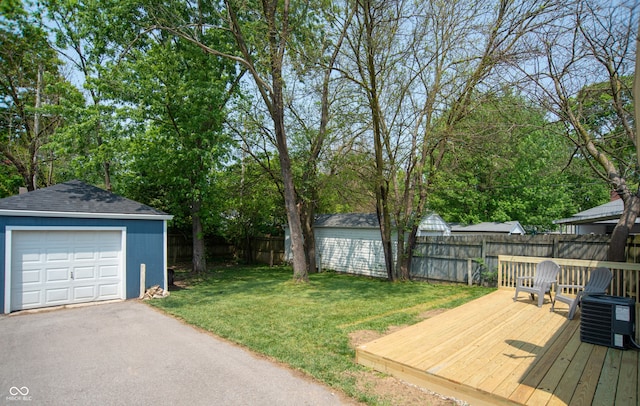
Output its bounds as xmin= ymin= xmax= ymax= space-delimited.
xmin=497 ymin=255 xmax=640 ymax=304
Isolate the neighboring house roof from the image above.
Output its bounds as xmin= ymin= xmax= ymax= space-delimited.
xmin=314 ymin=213 xmax=380 ymax=229
xmin=554 ymin=199 xmax=625 ymax=225
xmin=450 ymin=221 xmax=525 ymax=235
xmin=0 ymin=180 xmax=172 ymax=220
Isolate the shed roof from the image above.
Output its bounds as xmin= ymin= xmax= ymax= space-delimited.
xmin=314 ymin=212 xmax=450 ymax=232
xmin=0 ymin=180 xmax=172 ymax=220
xmin=314 ymin=213 xmax=379 ymax=228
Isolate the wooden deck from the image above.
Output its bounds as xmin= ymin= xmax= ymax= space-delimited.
xmin=356 ymin=289 xmax=639 ymax=405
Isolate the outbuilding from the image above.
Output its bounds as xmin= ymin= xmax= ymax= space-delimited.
xmin=284 ymin=212 xmax=451 ymax=278
xmin=289 ymin=213 xmax=391 ymax=278
xmin=0 ymin=180 xmax=172 ymax=313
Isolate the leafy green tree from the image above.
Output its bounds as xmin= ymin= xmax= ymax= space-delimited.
xmin=218 ymin=156 xmax=285 ymax=262
xmin=519 ymin=0 xmax=638 ymax=260
xmin=111 ymin=30 xmax=241 ymax=273
xmin=42 ymin=0 xmax=141 ymax=190
xmin=0 ymin=1 xmax=80 ymax=190
xmin=428 ymin=93 xmax=609 ymax=230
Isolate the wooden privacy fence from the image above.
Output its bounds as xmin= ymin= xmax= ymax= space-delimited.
xmin=167 ymin=234 xmax=284 ymax=265
xmin=411 ymin=234 xmax=612 ymax=283
xmin=239 ymin=236 xmax=285 ymax=265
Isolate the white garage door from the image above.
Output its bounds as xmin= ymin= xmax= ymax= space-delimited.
xmin=10 ymin=230 xmax=124 ymax=311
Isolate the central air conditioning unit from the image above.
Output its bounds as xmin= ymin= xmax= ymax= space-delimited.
xmin=580 ymin=294 xmax=636 ymax=349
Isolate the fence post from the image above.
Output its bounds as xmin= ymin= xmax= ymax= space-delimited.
xmin=468 ymin=259 xmax=473 ymax=286
xmin=139 ymin=263 xmax=146 ymax=298
xmin=481 ymin=239 xmax=486 ymax=265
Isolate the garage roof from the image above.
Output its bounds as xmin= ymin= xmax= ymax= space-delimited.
xmin=0 ymin=180 xmax=172 ymax=220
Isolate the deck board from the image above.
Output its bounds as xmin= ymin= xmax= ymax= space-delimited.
xmin=617 ymin=350 xmax=638 ymax=405
xmin=568 ymin=344 xmax=607 ymax=406
xmin=355 ymin=289 xmax=638 ymax=405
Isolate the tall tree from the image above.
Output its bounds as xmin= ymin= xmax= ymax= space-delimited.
xmin=42 ymin=0 xmax=139 ymax=191
xmin=519 ymin=0 xmax=638 ymax=261
xmin=0 ymin=1 xmax=79 ymax=191
xmin=342 ymin=0 xmax=556 ymax=280
xmin=146 ymin=0 xmax=323 ymax=281
xmin=111 ymin=28 xmax=241 ymax=273
xmin=284 ymin=1 xmax=357 ymax=274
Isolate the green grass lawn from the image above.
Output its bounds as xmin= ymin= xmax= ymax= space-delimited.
xmin=148 ymin=264 xmax=493 ymax=404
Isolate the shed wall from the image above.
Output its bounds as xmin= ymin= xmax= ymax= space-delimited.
xmin=315 ymin=227 xmax=387 ymax=278
xmin=0 ymin=216 xmax=166 ymax=312
xmin=285 ymin=226 xmax=395 ymax=278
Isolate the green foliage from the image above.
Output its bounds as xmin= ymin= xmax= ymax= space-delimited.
xmin=0 ymin=164 xmax=23 ymax=197
xmin=149 ymin=264 xmax=491 ymax=403
xmin=0 ymin=0 xmax=623 ymax=242
xmin=571 ymin=76 xmax=638 ymax=186
xmin=0 ymin=0 xmax=81 ymax=189
xmin=103 ymin=20 xmax=241 ymax=232
xmin=218 ymin=157 xmax=286 ymax=243
xmin=41 ymin=0 xmax=146 ymax=188
xmin=428 ymin=92 xmax=610 ymax=231
xmin=315 ymin=150 xmax=377 ymax=213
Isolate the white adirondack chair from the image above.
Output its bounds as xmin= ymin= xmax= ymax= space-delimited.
xmin=551 ymin=267 xmax=612 ymax=320
xmin=513 ymin=260 xmax=560 ymax=307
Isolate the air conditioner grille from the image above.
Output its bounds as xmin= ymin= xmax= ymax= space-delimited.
xmin=580 ymin=294 xmax=635 ymax=349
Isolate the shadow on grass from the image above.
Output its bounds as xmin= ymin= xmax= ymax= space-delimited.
xmin=158 ymin=265 xmax=490 ymax=328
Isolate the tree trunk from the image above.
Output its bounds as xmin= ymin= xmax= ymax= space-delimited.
xmin=395 ymin=227 xmax=406 ymax=280
xmin=191 ymin=198 xmax=207 ymax=273
xmin=272 ymin=83 xmax=308 ymax=281
xmin=28 ymin=64 xmax=44 ymax=191
xmin=377 ymin=201 xmax=394 ymax=281
xmin=103 ymin=156 xmax=112 ymax=192
xmin=300 ymin=200 xmax=317 ymax=273
xmin=608 ymin=195 xmax=640 ymax=262
xmin=397 ymin=225 xmax=417 ymax=281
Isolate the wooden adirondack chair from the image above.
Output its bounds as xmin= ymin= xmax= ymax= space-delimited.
xmin=551 ymin=267 xmax=612 ymax=320
xmin=513 ymin=260 xmax=560 ymax=307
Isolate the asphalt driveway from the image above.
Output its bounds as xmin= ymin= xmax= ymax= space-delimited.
xmin=0 ymin=301 xmax=349 ymax=406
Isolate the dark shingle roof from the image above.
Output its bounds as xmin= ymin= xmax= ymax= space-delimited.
xmin=314 ymin=213 xmax=380 ymax=228
xmin=0 ymin=180 xmax=170 ymax=218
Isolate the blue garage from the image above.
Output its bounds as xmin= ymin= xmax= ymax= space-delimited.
xmin=0 ymin=180 xmax=173 ymax=313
